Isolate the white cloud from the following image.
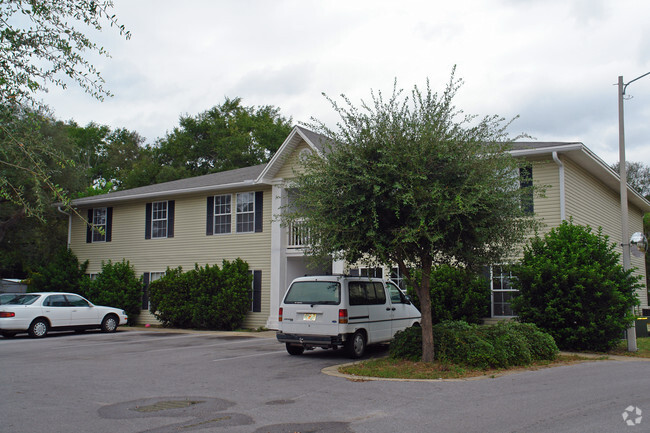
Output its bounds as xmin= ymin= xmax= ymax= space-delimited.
xmin=36 ymin=0 xmax=650 ymax=167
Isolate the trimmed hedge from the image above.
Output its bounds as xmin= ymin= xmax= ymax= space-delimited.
xmin=389 ymin=320 xmax=558 ymax=369
xmin=149 ymin=259 xmax=252 ymax=330
xmin=81 ymin=259 xmax=142 ymax=325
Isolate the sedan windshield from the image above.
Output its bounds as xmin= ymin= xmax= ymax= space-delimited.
xmin=5 ymin=294 xmax=40 ymax=305
xmin=284 ymin=281 xmax=340 ymax=305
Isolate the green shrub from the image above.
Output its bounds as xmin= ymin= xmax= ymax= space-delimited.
xmin=390 ymin=320 xmax=558 ymax=369
xmin=389 ymin=326 xmax=422 ymax=360
xmin=149 ymin=259 xmax=253 ymax=330
xmin=82 ymin=259 xmax=142 ymax=325
xmin=406 ymin=265 xmax=490 ymax=325
xmin=511 ymin=220 xmax=641 ymax=352
xmin=28 ymin=247 xmax=89 ymax=293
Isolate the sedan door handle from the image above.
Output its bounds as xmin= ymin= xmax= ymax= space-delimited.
xmin=386 ymin=307 xmax=396 ymax=311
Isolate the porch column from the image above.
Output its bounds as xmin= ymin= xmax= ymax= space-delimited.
xmin=267 ymin=183 xmax=285 ymax=330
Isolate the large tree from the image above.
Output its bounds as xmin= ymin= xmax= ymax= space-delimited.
xmin=0 ymin=0 xmax=129 ymax=229
xmin=282 ymin=71 xmax=539 ymax=362
xmin=154 ymin=97 xmax=292 ymax=178
xmin=611 ymin=161 xmax=650 ymax=200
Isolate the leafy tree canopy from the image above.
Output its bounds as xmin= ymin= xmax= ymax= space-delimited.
xmin=611 ymin=161 xmax=650 ymax=200
xmin=283 ymin=68 xmax=539 ymax=361
xmin=153 ymin=97 xmax=292 ymax=179
xmin=0 ymin=0 xmax=130 ymax=106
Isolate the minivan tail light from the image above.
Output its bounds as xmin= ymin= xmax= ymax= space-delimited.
xmin=278 ymin=307 xmax=283 ymax=322
xmin=0 ymin=312 xmax=15 ymax=318
xmin=338 ymin=309 xmax=348 ymax=324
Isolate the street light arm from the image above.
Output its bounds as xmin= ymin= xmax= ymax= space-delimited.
xmin=623 ymin=71 xmax=650 ymax=95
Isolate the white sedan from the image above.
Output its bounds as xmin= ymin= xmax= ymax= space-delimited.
xmin=0 ymin=292 xmax=128 ymax=338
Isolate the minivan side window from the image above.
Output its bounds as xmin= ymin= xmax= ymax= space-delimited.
xmin=348 ymin=282 xmax=386 ymax=305
xmin=387 ymin=282 xmax=406 ymax=304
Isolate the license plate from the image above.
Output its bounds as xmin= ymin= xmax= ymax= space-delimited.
xmin=303 ymin=313 xmax=317 ymax=321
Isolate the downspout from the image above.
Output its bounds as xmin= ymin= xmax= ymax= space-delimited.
xmin=552 ymin=152 xmax=566 ymax=221
xmin=57 ymin=206 xmax=72 ymax=248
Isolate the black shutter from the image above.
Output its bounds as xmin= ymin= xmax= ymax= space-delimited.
xmin=254 ymin=191 xmax=263 ymax=233
xmin=167 ymin=200 xmax=175 ymax=238
xmin=86 ymin=209 xmax=93 ymax=243
xmin=142 ymin=273 xmax=150 ymax=310
xmin=105 ymin=207 xmax=113 ymax=242
xmin=252 ymin=270 xmax=262 ymax=312
xmin=206 ymin=196 xmax=214 ymax=236
xmin=145 ymin=202 xmax=152 ymax=239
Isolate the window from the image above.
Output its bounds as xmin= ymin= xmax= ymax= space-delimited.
xmin=236 ymin=192 xmax=255 ymax=233
xmin=207 ymin=192 xmax=262 ymax=235
xmin=152 ymin=201 xmax=168 ymax=238
xmin=214 ymin=194 xmax=231 ymax=234
xmin=349 ymin=267 xmax=383 ymax=278
xmin=145 ymin=201 xmax=174 ymax=239
xmin=387 ymin=282 xmax=406 ymax=304
xmin=44 ymin=294 xmax=68 ymax=307
xmin=491 ymin=265 xmax=518 ymax=317
xmin=390 ymin=267 xmax=407 ymax=290
xmin=66 ymin=295 xmax=90 ymax=307
xmin=348 ymin=281 xmax=386 ymax=305
xmin=92 ymin=207 xmax=107 ymax=242
xmin=142 ymin=271 xmax=165 ymax=310
xmin=519 ymin=165 xmax=534 ymax=215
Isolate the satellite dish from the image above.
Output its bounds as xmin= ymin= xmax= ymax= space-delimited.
xmin=630 ymin=232 xmax=648 ymax=258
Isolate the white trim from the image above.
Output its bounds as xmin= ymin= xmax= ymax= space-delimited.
xmin=552 ymin=151 xmax=566 ymax=221
xmin=70 ymin=180 xmax=256 ymax=206
xmin=256 ymin=127 xmax=323 ymax=184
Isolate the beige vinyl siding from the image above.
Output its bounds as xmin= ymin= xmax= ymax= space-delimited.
xmin=529 ymin=157 xmax=562 ymax=234
xmin=70 ymin=187 xmax=273 ymax=329
xmin=274 ymin=143 xmax=310 ymax=180
xmin=563 ymin=158 xmax=648 ymax=307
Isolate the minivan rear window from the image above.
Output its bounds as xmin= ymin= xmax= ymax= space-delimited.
xmin=284 ymin=281 xmax=340 ymax=305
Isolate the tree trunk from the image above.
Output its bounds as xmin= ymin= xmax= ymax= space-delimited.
xmin=418 ymin=260 xmax=435 ymax=363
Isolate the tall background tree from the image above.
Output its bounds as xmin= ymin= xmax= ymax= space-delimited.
xmin=150 ymin=97 xmax=292 ymax=181
xmin=282 ymin=70 xmax=539 ymax=362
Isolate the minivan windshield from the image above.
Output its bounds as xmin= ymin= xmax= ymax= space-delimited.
xmin=284 ymin=281 xmax=340 ymax=305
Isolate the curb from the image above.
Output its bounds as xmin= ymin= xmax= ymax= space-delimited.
xmin=120 ymin=325 xmax=277 ymax=339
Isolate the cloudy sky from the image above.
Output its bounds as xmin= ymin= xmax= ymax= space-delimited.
xmin=39 ymin=0 xmax=650 ymax=166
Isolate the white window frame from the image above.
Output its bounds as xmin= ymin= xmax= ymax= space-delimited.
xmin=236 ymin=192 xmax=255 ymax=233
xmin=151 ymin=200 xmax=168 ymax=239
xmin=92 ymin=207 xmax=107 ymax=242
xmin=490 ymin=265 xmax=518 ymax=317
xmin=213 ymin=194 xmax=232 ymax=234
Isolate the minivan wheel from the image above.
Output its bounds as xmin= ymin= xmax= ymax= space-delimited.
xmin=346 ymin=331 xmax=366 ymax=359
xmin=286 ymin=343 xmax=305 ymax=356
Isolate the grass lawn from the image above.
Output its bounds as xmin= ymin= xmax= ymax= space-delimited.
xmin=339 ymin=338 xmax=650 ymax=381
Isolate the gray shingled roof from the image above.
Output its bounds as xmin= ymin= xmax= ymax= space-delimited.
xmin=70 ymin=163 xmax=267 ymax=206
xmin=295 ymin=125 xmax=331 ymax=153
xmin=510 ymin=141 xmax=583 ymax=151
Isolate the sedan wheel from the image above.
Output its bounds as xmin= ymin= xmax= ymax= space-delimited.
xmin=101 ymin=315 xmax=118 ymax=333
xmin=28 ymin=319 xmax=49 ymax=338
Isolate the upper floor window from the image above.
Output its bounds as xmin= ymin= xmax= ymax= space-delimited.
xmin=145 ymin=200 xmax=174 ymax=239
xmin=86 ymin=207 xmax=112 ymax=243
xmin=92 ymin=208 xmax=107 ymax=242
xmin=236 ymin=192 xmax=255 ymax=233
xmin=206 ymin=192 xmax=263 ymax=236
xmin=214 ymin=194 xmax=232 ymax=234
xmin=152 ymin=201 xmax=168 ymax=238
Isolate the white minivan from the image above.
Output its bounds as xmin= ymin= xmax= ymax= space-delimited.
xmin=276 ymin=275 xmax=421 ymax=358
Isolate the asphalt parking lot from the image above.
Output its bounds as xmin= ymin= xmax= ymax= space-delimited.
xmin=2 ymin=328 xmax=650 ymax=433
